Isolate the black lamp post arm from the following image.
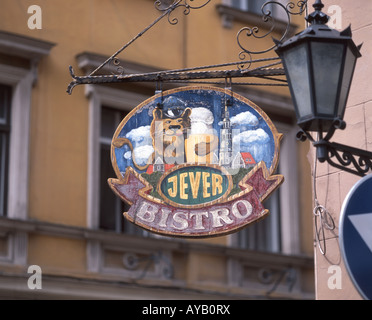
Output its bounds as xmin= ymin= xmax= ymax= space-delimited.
xmin=297 ymin=121 xmax=372 ymax=177
xmin=313 ymin=140 xmax=372 ymax=177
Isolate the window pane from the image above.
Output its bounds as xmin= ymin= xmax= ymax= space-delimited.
xmin=0 ymin=102 xmax=6 ymax=124
xmin=263 ymin=188 xmax=281 ymax=252
xmin=0 ymin=90 xmax=9 ymax=125
xmin=101 ymin=107 xmax=122 ymax=139
xmin=0 ymin=84 xmax=11 ymax=127
xmin=232 ymin=0 xmax=246 ymax=11
xmin=249 ymin=0 xmax=263 ymax=15
xmin=236 ymin=164 xmax=281 ymax=253
xmin=237 ymin=190 xmax=281 ymax=253
xmin=231 ymin=0 xmax=273 ymax=16
xmin=99 ymin=135 xmax=147 ymax=235
xmin=100 ymin=107 xmax=126 ymax=232
xmin=99 ymin=144 xmax=121 ymax=230
xmin=0 ymin=84 xmax=11 ymax=217
xmin=99 ymin=106 xmax=147 ymax=236
xmin=0 ymin=134 xmax=8 ymax=216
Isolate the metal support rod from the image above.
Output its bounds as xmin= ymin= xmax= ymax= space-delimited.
xmin=88 ymin=0 xmax=186 ymax=76
xmin=67 ymin=66 xmax=285 ymax=94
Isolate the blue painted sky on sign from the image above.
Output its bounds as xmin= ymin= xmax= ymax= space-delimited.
xmin=114 ymin=88 xmax=276 ymax=175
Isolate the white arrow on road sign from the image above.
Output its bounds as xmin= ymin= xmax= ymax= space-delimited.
xmin=348 ymin=213 xmax=372 ymax=253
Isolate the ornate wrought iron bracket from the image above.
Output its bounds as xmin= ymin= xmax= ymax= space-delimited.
xmin=66 ymin=0 xmax=310 ymax=94
xmin=297 ymin=122 xmax=372 ymax=177
xmin=236 ymin=0 xmax=308 ymax=64
xmin=89 ymin=0 xmax=212 ymax=77
xmin=314 ymin=141 xmax=372 ymax=177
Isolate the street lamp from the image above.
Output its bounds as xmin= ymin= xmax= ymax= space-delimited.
xmin=274 ymin=0 xmax=370 ymax=177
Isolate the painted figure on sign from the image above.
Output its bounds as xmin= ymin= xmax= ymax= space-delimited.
xmin=113 ymin=96 xmax=219 ymax=170
xmin=186 ymin=106 xmax=219 ymax=164
xmin=152 ymin=103 xmax=191 ymax=165
xmin=153 ymin=96 xmax=219 ymax=166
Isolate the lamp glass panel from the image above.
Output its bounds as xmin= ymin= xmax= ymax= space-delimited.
xmin=337 ymin=46 xmax=357 ymax=118
xmin=311 ymin=41 xmax=344 ymax=116
xmin=282 ymin=43 xmax=312 ymax=120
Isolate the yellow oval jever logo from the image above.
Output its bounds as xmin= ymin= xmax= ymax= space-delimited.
xmin=158 ymin=164 xmax=232 ymax=208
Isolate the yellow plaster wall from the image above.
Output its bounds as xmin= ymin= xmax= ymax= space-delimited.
xmin=0 ymin=0 xmax=306 ymax=228
xmin=28 ymin=234 xmax=86 ymax=274
xmin=0 ymin=0 xmax=313 ymax=280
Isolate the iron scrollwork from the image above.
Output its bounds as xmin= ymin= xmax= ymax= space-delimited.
xmin=298 ymin=120 xmax=372 ymax=177
xmin=67 ymin=0 xmax=213 ymax=94
xmin=66 ymin=0 xmax=296 ymax=94
xmin=237 ymin=0 xmax=308 ymax=71
xmin=155 ymin=0 xmax=212 ymax=25
xmin=316 ymin=141 xmax=372 ymax=177
xmin=88 ymin=0 xmax=211 ymax=77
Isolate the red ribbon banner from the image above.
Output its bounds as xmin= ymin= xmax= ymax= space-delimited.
xmin=108 ymin=162 xmax=283 ymax=238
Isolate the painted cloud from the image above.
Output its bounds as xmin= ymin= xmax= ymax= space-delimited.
xmin=233 ymin=128 xmax=272 ymax=166
xmin=125 ymin=125 xmax=154 ymax=166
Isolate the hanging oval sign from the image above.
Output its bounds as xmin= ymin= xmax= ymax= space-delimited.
xmin=108 ymin=86 xmax=284 ymax=238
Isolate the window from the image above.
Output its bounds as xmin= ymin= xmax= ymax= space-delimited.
xmin=236 ymin=168 xmax=282 ymax=253
xmin=99 ymin=106 xmax=127 ymax=232
xmin=0 ymin=31 xmax=54 ymax=220
xmin=217 ymin=0 xmax=290 ymax=30
xmin=99 ymin=106 xmax=147 ymax=235
xmin=84 ymin=81 xmax=152 ymax=236
xmin=0 ymin=85 xmax=11 ymax=217
xmin=0 ymin=32 xmax=54 ymax=268
xmin=232 ymin=0 xmax=266 ymax=15
xmin=229 ymin=0 xmax=290 ymax=20
xmin=232 ymin=122 xmax=300 ymax=255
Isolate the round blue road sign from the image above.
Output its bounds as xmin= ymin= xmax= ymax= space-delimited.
xmin=340 ymin=174 xmax=372 ymax=300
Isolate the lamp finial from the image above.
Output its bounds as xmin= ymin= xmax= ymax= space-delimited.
xmin=313 ymin=0 xmax=324 ymax=11
xmin=306 ymin=0 xmax=329 ymax=25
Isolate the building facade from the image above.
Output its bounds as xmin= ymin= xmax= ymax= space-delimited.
xmin=0 ymin=0 xmax=315 ymax=299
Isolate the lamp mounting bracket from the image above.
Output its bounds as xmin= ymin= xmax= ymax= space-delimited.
xmin=297 ymin=122 xmax=372 ymax=177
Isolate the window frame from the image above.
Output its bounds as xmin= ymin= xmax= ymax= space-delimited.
xmin=99 ymin=105 xmax=131 ymax=233
xmin=0 ymin=31 xmax=54 ymax=268
xmin=230 ymin=120 xmax=301 ymax=255
xmin=0 ymin=64 xmax=35 ymax=220
xmin=85 ymin=84 xmax=149 ymax=230
xmin=236 ymin=173 xmax=282 ymax=253
xmin=0 ymin=31 xmax=54 ymax=220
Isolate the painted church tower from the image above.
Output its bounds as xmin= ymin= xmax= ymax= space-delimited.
xmin=219 ymin=102 xmax=233 ymax=167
